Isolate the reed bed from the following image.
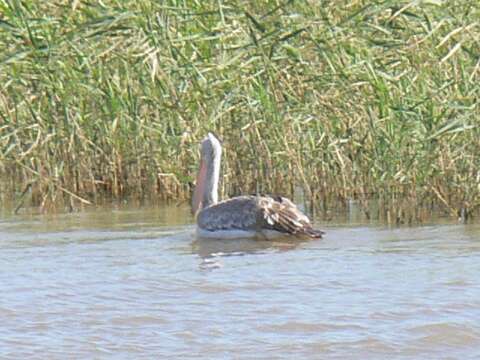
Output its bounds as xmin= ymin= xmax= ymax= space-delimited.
xmin=0 ymin=0 xmax=479 ymax=219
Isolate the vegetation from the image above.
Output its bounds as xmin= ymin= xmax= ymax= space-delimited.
xmin=0 ymin=0 xmax=479 ymax=219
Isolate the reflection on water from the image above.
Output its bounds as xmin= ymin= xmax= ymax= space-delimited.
xmin=1 ymin=203 xmax=480 ymax=359
xmin=192 ymin=237 xmax=306 ymax=258
xmin=192 ymin=237 xmax=308 ymax=271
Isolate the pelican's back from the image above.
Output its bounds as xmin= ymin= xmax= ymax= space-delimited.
xmin=197 ymin=195 xmax=323 ymax=239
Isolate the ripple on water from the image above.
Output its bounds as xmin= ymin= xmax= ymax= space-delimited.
xmin=1 ymin=210 xmax=480 ymax=359
xmin=410 ymin=322 xmax=480 ymax=344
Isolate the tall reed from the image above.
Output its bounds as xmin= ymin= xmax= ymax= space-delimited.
xmin=0 ymin=0 xmax=479 ymax=218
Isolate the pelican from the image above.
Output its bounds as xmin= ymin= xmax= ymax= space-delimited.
xmin=192 ymin=133 xmax=324 ymax=240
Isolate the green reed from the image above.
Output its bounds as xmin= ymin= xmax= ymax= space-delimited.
xmin=0 ymin=0 xmax=479 ymax=218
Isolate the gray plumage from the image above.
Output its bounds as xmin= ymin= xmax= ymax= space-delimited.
xmin=197 ymin=195 xmax=324 ymax=238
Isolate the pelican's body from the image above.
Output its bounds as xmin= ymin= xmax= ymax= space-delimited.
xmin=192 ymin=133 xmax=324 ymax=240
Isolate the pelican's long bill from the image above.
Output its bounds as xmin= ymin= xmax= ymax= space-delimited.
xmin=192 ymin=158 xmax=207 ymax=215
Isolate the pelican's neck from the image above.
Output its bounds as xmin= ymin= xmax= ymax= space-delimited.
xmin=201 ymin=151 xmax=220 ymax=208
xmin=192 ymin=134 xmax=222 ymax=214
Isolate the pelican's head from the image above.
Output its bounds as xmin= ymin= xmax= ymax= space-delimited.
xmin=200 ymin=132 xmax=222 ymax=162
xmin=192 ymin=133 xmax=222 ymax=215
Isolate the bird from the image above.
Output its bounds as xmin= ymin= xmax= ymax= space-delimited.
xmin=191 ymin=133 xmax=324 ymax=240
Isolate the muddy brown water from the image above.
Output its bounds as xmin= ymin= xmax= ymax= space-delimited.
xmin=1 ymin=203 xmax=480 ymax=359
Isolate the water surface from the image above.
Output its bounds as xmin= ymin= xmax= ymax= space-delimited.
xmin=1 ymin=204 xmax=480 ymax=359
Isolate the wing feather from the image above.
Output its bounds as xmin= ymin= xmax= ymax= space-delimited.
xmin=258 ymin=196 xmax=324 ymax=238
xmin=197 ymin=195 xmax=324 ymax=239
xmin=197 ymin=196 xmax=258 ymax=231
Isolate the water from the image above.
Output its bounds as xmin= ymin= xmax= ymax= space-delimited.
xmin=1 ymin=204 xmax=480 ymax=359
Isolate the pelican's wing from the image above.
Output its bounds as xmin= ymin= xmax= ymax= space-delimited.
xmin=197 ymin=195 xmax=324 ymax=238
xmin=197 ymin=196 xmax=259 ymax=231
xmin=258 ymin=196 xmax=324 ymax=238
